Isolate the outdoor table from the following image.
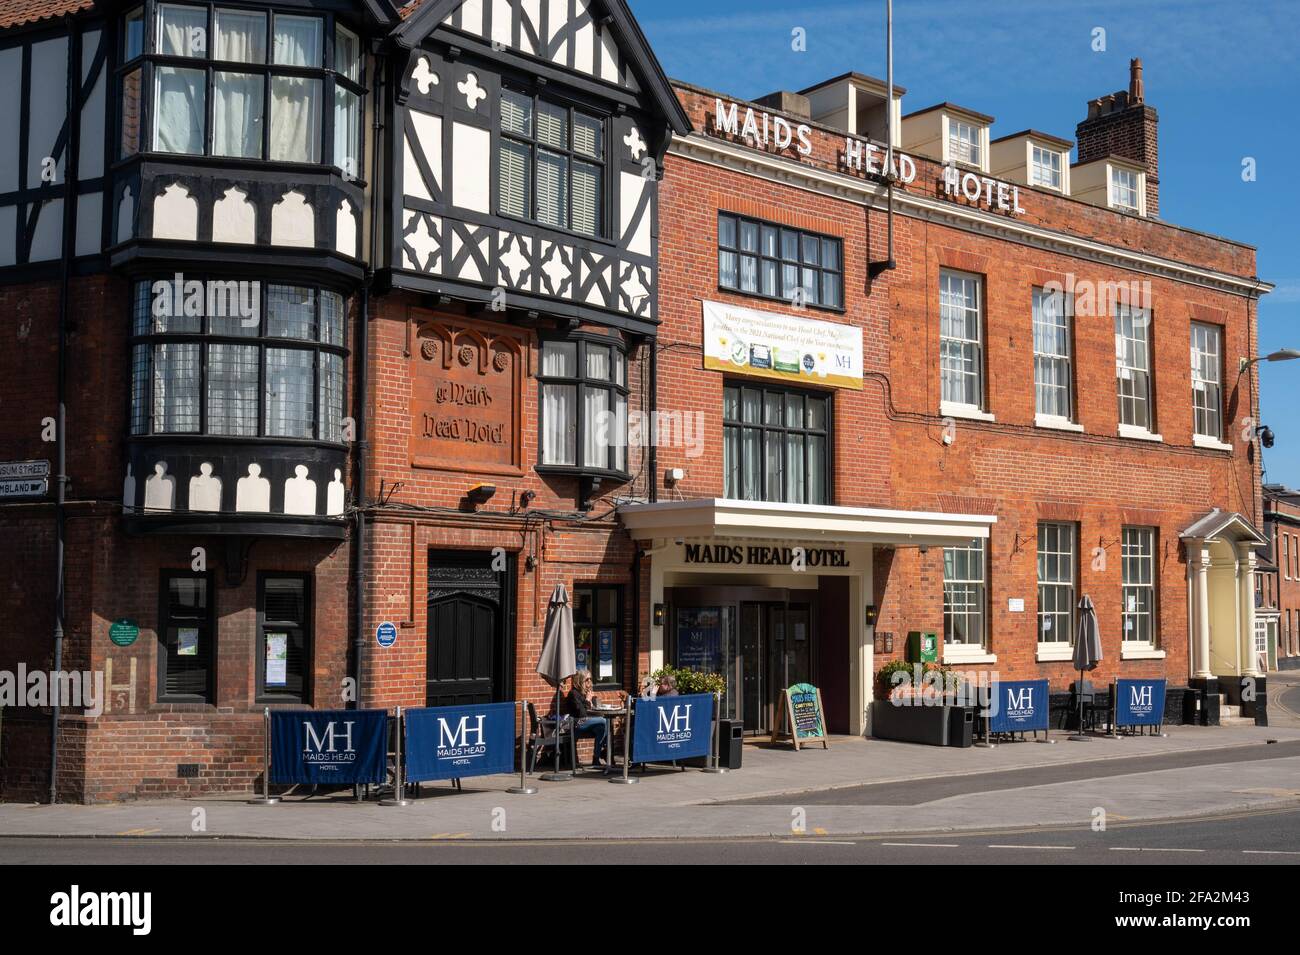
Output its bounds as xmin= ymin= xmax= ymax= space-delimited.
xmin=587 ymin=705 xmax=628 ymax=772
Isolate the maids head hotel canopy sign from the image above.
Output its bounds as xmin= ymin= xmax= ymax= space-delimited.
xmin=710 ymin=99 xmax=1025 ymax=217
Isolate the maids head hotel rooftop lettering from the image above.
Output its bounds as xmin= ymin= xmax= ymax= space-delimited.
xmin=0 ymin=0 xmax=1272 ymax=802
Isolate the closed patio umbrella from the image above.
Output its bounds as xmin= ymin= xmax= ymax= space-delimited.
xmin=536 ymin=584 xmax=577 ymax=780
xmin=1069 ymin=594 xmax=1103 ymax=742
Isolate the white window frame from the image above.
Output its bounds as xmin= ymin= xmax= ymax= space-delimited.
xmin=1037 ymin=522 xmax=1075 ymax=659
xmin=943 ymin=539 xmax=987 ymax=651
xmin=1110 ymin=166 xmax=1140 ymax=213
xmin=1121 ymin=527 xmax=1157 ymax=649
xmin=1190 ymin=321 xmax=1224 ymax=443
xmin=1115 ymin=301 xmax=1155 ymax=436
xmin=939 ymin=269 xmax=985 ymax=414
xmin=1030 ymin=144 xmax=1062 ymax=190
xmin=948 ymin=119 xmax=982 ymax=168
xmin=1032 ymin=287 xmax=1073 ymax=422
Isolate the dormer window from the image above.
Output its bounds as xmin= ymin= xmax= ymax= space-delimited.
xmin=948 ymin=119 xmax=981 ymax=167
xmin=119 ymin=4 xmax=365 ymax=175
xmin=1031 ymin=144 xmax=1062 ymax=190
xmin=1110 ymin=166 xmax=1140 ymax=213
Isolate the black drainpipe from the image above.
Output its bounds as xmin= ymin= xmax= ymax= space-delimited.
xmin=50 ymin=16 xmax=82 ymax=805
xmin=351 ymin=48 xmax=385 ymax=707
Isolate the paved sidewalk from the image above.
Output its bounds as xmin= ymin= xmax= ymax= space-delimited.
xmin=2 ymin=725 xmax=1298 ymax=841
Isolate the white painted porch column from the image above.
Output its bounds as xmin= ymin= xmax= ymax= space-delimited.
xmin=1191 ymin=543 xmax=1213 ymax=679
xmin=1237 ymin=542 xmax=1260 ymax=677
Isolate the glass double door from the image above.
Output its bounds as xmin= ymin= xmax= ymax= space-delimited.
xmin=738 ymin=602 xmax=812 ymax=734
xmin=673 ymin=594 xmax=813 ymax=736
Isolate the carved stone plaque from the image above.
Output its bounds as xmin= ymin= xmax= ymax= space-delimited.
xmin=409 ymin=317 xmax=523 ymax=473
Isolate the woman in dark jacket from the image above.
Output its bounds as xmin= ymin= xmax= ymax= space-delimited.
xmin=564 ymin=670 xmax=609 ymax=767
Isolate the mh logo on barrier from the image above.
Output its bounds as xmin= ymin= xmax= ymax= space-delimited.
xmin=303 ymin=720 xmax=357 ymax=763
xmin=657 ymin=703 xmax=693 ymax=742
xmin=1006 ymin=687 xmax=1035 ymax=715
xmin=1130 ymin=685 xmax=1154 ymax=712
xmin=437 ymin=714 xmax=488 ymax=760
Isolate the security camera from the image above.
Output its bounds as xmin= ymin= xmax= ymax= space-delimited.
xmin=1259 ymin=425 xmax=1276 ymax=449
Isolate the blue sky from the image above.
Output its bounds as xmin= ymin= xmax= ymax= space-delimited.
xmin=628 ymin=0 xmax=1300 ymax=485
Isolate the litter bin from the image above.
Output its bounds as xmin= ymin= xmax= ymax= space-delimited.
xmin=717 ymin=718 xmax=743 ymax=769
xmin=946 ymin=706 xmax=974 ymax=748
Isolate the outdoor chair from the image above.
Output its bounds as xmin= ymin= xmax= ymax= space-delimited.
xmin=526 ymin=701 xmax=577 ymax=774
xmin=1072 ymin=679 xmax=1106 ymax=733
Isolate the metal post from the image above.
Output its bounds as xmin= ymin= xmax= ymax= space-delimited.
xmin=381 ymin=707 xmax=411 ymax=806
xmin=609 ymin=697 xmax=637 ymax=784
xmin=248 ymin=708 xmax=281 ymax=805
xmin=508 ymin=701 xmax=538 ymax=795
xmin=701 ymin=691 xmax=727 ymax=773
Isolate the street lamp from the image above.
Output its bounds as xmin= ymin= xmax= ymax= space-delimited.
xmin=1238 ymin=348 xmax=1300 ymax=375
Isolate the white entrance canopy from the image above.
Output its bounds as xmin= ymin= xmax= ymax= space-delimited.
xmin=618 ymin=498 xmax=996 ymax=546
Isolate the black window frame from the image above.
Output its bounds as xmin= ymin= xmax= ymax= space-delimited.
xmin=255 ymin=571 xmax=312 ymax=703
xmin=722 ymin=380 xmax=832 ymax=505
xmin=536 ymin=332 xmax=630 ymax=480
xmin=156 ymin=569 xmax=216 ymax=703
xmin=115 ymin=0 xmax=367 ymax=176
xmin=717 ymin=212 xmax=845 ymax=313
xmin=128 ymin=276 xmax=349 ymax=445
xmin=573 ymin=583 xmax=624 ymax=691
xmin=497 ymin=84 xmax=609 ymax=241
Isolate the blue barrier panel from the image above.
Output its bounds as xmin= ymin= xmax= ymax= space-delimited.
xmin=1114 ymin=678 xmax=1166 ymax=727
xmin=988 ymin=679 xmax=1050 ymax=734
xmin=631 ymin=693 xmax=713 ymax=763
xmin=271 ymin=710 xmax=387 ymax=785
xmin=404 ymin=702 xmax=516 ymax=782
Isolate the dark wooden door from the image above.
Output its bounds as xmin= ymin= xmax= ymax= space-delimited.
xmin=426 ymin=554 xmax=513 ymax=707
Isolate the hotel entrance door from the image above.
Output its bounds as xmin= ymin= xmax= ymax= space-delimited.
xmin=670 ymin=588 xmax=815 ymax=737
xmin=739 ymin=602 xmax=813 ymax=734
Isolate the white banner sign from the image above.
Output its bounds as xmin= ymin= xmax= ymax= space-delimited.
xmin=702 ymin=300 xmax=863 ymax=390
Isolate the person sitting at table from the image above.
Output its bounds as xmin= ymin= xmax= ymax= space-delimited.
xmin=656 ymin=673 xmax=679 ymax=697
xmin=563 ymin=669 xmax=609 ymax=768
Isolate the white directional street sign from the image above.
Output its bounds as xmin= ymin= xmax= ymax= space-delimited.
xmin=0 ymin=461 xmax=51 ymax=498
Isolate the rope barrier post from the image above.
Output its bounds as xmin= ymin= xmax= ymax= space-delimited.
xmin=700 ymin=691 xmax=727 ymax=774
xmin=609 ymin=696 xmax=637 ymax=785
xmin=381 ymin=707 xmax=410 ymax=807
xmin=507 ymin=701 xmax=538 ymax=795
xmin=247 ymin=707 xmax=280 ymax=805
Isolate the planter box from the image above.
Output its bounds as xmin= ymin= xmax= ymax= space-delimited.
xmin=870 ymin=700 xmax=951 ymax=746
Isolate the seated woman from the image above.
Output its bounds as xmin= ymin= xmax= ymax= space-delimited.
xmin=563 ymin=669 xmax=609 ymax=768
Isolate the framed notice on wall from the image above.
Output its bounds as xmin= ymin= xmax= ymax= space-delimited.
xmin=702 ymin=300 xmax=863 ymax=390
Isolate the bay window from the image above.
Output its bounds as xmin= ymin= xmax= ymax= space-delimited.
xmin=130 ymin=279 xmax=347 ymax=443
xmin=539 ymin=337 xmax=628 ymax=475
xmin=121 ymin=4 xmax=364 ymax=173
xmin=499 ymin=89 xmax=605 ymax=238
xmin=723 ymin=383 xmax=830 ymax=505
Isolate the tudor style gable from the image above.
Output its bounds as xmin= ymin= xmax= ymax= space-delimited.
xmin=387 ymin=0 xmax=688 ymax=333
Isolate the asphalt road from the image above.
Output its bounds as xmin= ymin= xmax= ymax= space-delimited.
xmin=2 ymin=807 xmax=1298 ymax=864
xmin=721 ymin=739 xmax=1300 ymax=806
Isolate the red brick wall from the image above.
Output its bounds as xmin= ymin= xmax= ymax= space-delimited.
xmin=660 ymin=84 xmax=1261 ymax=691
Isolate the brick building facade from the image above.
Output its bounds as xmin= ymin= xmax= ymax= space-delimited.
xmin=0 ymin=0 xmax=1276 ymax=802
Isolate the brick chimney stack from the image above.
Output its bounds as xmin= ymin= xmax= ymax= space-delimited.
xmin=1076 ymin=58 xmax=1159 ymax=215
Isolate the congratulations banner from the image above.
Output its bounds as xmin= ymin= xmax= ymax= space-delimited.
xmin=702 ymin=300 xmax=863 ymax=390
xmin=988 ymin=679 xmax=1050 ymax=734
xmin=404 ymin=703 xmax=516 ymax=783
xmin=632 ymin=693 xmax=713 ymax=763
xmin=270 ymin=710 xmax=388 ymax=785
xmin=1114 ymin=679 xmax=1166 ymax=727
